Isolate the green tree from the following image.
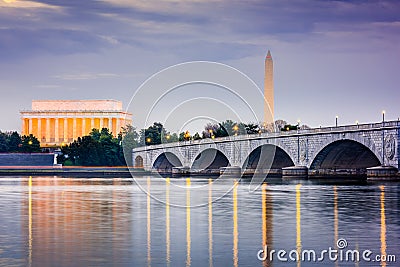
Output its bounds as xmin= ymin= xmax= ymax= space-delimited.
xmin=281 ymin=124 xmax=298 ymax=131
xmin=164 ymin=132 xmax=179 ymax=143
xmin=58 ymin=128 xmax=126 ymax=166
xmin=141 ymin=122 xmax=166 ymax=145
xmin=7 ymin=131 xmax=22 ymax=152
xmin=193 ymin=132 xmax=202 ymax=140
xmin=220 ymin=120 xmax=236 ymax=135
xmin=245 ymin=123 xmax=260 ymax=134
xmin=0 ymin=132 xmax=9 ymax=152
xmin=121 ymin=125 xmax=139 ymax=166
xmin=21 ymin=134 xmax=41 ymax=153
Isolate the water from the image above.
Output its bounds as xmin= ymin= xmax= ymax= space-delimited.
xmin=0 ymin=176 xmax=398 ymax=267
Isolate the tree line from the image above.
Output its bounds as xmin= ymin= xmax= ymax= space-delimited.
xmin=0 ymin=131 xmax=41 ymax=153
xmin=58 ymin=128 xmax=125 ymax=166
xmin=121 ymin=119 xmax=309 ymax=165
xmin=0 ymin=118 xmax=307 ymax=166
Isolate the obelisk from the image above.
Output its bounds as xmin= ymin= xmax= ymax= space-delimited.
xmin=264 ymin=50 xmax=274 ymax=124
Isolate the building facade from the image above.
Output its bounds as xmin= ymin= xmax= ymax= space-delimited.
xmin=263 ymin=50 xmax=274 ymax=124
xmin=20 ymin=100 xmax=132 ymax=147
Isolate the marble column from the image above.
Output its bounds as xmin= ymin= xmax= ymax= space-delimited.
xmin=73 ymin=118 xmax=77 ymax=140
xmin=64 ymin=118 xmax=68 ymax=142
xmin=55 ymin=118 xmax=59 ymax=144
xmin=82 ymin=118 xmax=86 ymax=136
xmin=91 ymin=118 xmax=95 ymax=131
xmin=99 ymin=117 xmax=104 ymax=130
xmin=116 ymin=118 xmax=120 ymax=134
xmin=21 ymin=119 xmax=26 ymax=136
xmin=37 ymin=118 xmax=42 ymax=141
xmin=28 ymin=118 xmax=33 ymax=135
xmin=46 ymin=118 xmax=50 ymax=143
xmin=108 ymin=117 xmax=113 ymax=132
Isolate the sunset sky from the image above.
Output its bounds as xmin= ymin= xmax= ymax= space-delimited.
xmin=1 ymin=0 xmax=399 ymax=132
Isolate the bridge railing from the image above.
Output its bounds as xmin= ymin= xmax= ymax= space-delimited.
xmin=134 ymin=120 xmax=400 ymax=151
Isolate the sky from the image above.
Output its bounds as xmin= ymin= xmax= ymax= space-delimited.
xmin=0 ymin=0 xmax=400 ymax=132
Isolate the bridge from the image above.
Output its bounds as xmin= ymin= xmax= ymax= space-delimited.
xmin=132 ymin=121 xmax=400 ymax=179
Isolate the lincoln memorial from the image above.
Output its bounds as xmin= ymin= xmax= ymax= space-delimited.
xmin=20 ymin=100 xmax=132 ymax=147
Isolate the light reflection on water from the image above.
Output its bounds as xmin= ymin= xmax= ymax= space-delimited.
xmin=0 ymin=176 xmax=398 ymax=266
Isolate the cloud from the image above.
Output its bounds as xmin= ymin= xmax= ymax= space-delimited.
xmin=53 ymin=73 xmax=120 ymax=80
xmin=0 ymin=0 xmax=59 ymax=9
xmin=0 ymin=28 xmax=114 ymax=60
xmin=34 ymin=84 xmax=61 ymax=89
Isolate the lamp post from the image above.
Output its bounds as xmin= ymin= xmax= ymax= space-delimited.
xmin=335 ymin=116 xmax=338 ymax=127
xmin=232 ymin=124 xmax=239 ymax=136
xmin=382 ymin=110 xmax=385 ymax=166
xmin=297 ymin=119 xmax=301 ymax=164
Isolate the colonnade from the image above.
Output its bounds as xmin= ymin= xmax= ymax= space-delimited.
xmin=21 ymin=116 xmax=127 ymax=146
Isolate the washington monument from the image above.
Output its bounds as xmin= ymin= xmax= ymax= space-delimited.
xmin=264 ymin=50 xmax=274 ymax=124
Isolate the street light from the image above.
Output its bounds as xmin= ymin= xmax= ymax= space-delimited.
xmin=28 ymin=140 xmax=33 ymax=145
xmin=232 ymin=124 xmax=239 ymax=136
xmin=146 ymin=137 xmax=151 ymax=144
xmin=335 ymin=115 xmax=339 ymax=127
xmin=381 ymin=110 xmax=386 ymax=166
xmin=208 ymin=129 xmax=213 ymax=138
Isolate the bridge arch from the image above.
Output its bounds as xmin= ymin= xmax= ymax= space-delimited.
xmin=152 ymin=152 xmax=183 ymax=172
xmin=191 ymin=148 xmax=231 ymax=172
xmin=310 ymin=139 xmax=381 ymax=170
xmin=242 ymin=144 xmax=295 ymax=173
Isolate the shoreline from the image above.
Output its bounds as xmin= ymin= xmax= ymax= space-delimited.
xmin=0 ymin=167 xmax=150 ymax=178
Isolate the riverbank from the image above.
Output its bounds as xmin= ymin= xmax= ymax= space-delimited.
xmin=0 ymin=166 xmax=150 ymax=178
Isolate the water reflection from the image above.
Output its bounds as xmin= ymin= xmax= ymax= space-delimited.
xmin=28 ymin=176 xmax=32 ymax=267
xmin=20 ymin=177 xmax=133 ymax=267
xmin=186 ymin=178 xmax=191 ymax=267
xmin=233 ymin=180 xmax=238 ymax=267
xmin=166 ymin=178 xmax=170 ymax=266
xmin=380 ymin=185 xmax=386 ymax=267
xmin=3 ymin=177 xmax=397 ymax=267
xmin=208 ymin=179 xmax=213 ymax=267
xmin=147 ymin=177 xmax=151 ymax=267
xmin=296 ymin=184 xmax=302 ymax=267
xmin=333 ymin=186 xmax=338 ymax=267
xmin=261 ymin=183 xmax=273 ymax=267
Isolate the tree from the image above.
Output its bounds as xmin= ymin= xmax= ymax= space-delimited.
xmin=21 ymin=134 xmax=41 ymax=153
xmin=0 ymin=132 xmax=9 ymax=152
xmin=193 ymin=132 xmax=202 ymax=140
xmin=7 ymin=131 xmax=22 ymax=152
xmin=141 ymin=122 xmax=166 ymax=146
xmin=202 ymin=123 xmax=228 ymax=138
xmin=121 ymin=125 xmax=139 ymax=166
xmin=281 ymin=124 xmax=298 ymax=131
xmin=165 ymin=133 xmax=179 ymax=143
xmin=58 ymin=128 xmax=126 ymax=166
xmin=220 ymin=120 xmax=236 ymax=135
xmin=245 ymin=123 xmax=260 ymax=134
xmin=275 ymin=120 xmax=288 ymax=132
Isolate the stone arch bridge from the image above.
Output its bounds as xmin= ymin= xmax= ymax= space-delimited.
xmin=132 ymin=121 xmax=400 ymax=178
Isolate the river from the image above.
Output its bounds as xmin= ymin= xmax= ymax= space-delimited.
xmin=0 ymin=176 xmax=398 ymax=266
